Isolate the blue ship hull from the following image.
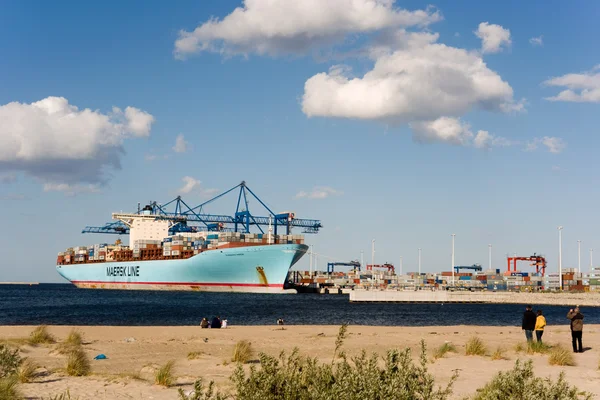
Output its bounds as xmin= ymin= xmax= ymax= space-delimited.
xmin=56 ymin=244 xmax=307 ymax=293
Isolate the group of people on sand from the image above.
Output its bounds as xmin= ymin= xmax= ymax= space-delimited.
xmin=200 ymin=316 xmax=228 ymax=329
xmin=522 ymin=304 xmax=585 ymax=353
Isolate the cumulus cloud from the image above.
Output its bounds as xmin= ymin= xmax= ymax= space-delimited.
xmin=44 ymin=183 xmax=102 ymax=196
xmin=529 ymin=36 xmax=543 ymax=46
xmin=302 ymin=37 xmax=521 ymax=122
xmin=178 ymin=176 xmax=201 ymax=194
xmin=0 ymin=96 xmax=155 ymax=189
xmin=172 ymin=134 xmax=188 ymax=153
xmin=475 ymin=22 xmax=511 ymax=54
xmin=174 ymin=0 xmax=442 ymax=58
xmin=295 ymin=186 xmax=343 ymax=199
xmin=144 ymin=153 xmax=169 ymax=162
xmin=543 ymin=65 xmax=600 ymax=103
xmin=410 ymin=117 xmax=510 ymax=149
xmin=525 ymin=137 xmax=566 ymax=154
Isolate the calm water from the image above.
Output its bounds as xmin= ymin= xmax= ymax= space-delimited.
xmin=0 ymin=284 xmax=598 ymax=326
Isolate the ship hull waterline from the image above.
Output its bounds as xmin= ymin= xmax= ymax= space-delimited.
xmin=56 ymin=244 xmax=307 ymax=294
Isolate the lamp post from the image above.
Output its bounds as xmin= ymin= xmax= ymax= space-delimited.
xmin=488 ymin=244 xmax=492 ymax=271
xmin=418 ymin=248 xmax=422 ymax=275
xmin=558 ymin=226 xmax=563 ymax=290
xmin=451 ymin=234 xmax=456 ymax=287
xmin=577 ymin=240 xmax=581 ymax=275
xmin=591 ymin=248 xmax=594 ymax=272
xmin=399 ymin=256 xmax=403 ymax=275
xmin=371 ymin=239 xmax=375 ymax=267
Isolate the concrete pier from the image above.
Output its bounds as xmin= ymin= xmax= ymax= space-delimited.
xmin=349 ymin=290 xmax=600 ymax=306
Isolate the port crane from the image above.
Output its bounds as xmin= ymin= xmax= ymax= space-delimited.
xmin=366 ymin=263 xmax=395 ymax=274
xmin=82 ymin=181 xmax=322 ymax=236
xmin=326 ymin=261 xmax=361 ymax=274
xmin=506 ymin=254 xmax=547 ymax=276
xmin=453 ymin=264 xmax=483 ymax=273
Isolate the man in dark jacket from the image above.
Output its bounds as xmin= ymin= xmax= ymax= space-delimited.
xmin=522 ymin=305 xmax=536 ymax=342
xmin=567 ymin=307 xmax=584 ymax=353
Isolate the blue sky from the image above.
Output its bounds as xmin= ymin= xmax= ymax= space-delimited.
xmin=0 ymin=0 xmax=599 ymax=282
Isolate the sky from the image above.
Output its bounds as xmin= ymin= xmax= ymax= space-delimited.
xmin=1 ymin=0 xmax=599 ymax=282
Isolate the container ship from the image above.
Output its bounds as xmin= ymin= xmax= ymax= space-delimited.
xmin=56 ymin=207 xmax=309 ymax=293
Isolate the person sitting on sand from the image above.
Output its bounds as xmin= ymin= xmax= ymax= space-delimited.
xmin=211 ymin=316 xmax=222 ymax=329
xmin=200 ymin=318 xmax=209 ymax=329
xmin=534 ymin=310 xmax=546 ymax=343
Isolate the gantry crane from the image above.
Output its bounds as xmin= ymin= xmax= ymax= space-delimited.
xmin=506 ymin=253 xmax=547 ymax=276
xmin=326 ymin=261 xmax=361 ymax=274
xmin=366 ymin=263 xmax=395 ymax=274
xmin=81 ymin=181 xmax=322 ymax=236
xmin=454 ymin=264 xmax=483 ymax=273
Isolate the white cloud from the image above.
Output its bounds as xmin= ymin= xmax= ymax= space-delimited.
xmin=172 ymin=134 xmax=188 ymax=153
xmin=178 ymin=176 xmax=201 ymax=194
xmin=525 ymin=137 xmax=566 ymax=154
xmin=43 ymin=183 xmax=101 ymax=196
xmin=0 ymin=96 xmax=155 ymax=189
xmin=144 ymin=153 xmax=169 ymax=162
xmin=410 ymin=117 xmax=510 ymax=149
xmin=302 ymin=36 xmax=520 ymax=122
xmin=543 ymin=65 xmax=600 ymax=103
xmin=0 ymin=193 xmax=27 ymax=201
xmin=295 ymin=186 xmax=343 ymax=199
xmin=0 ymin=173 xmax=16 ymax=184
xmin=174 ymin=0 xmax=442 ymax=58
xmin=475 ymin=22 xmax=511 ymax=54
xmin=529 ymin=35 xmax=543 ymax=46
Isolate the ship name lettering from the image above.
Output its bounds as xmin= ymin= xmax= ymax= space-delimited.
xmin=106 ymin=266 xmax=140 ymax=277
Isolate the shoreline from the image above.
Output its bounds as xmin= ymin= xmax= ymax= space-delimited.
xmin=1 ymin=324 xmax=599 ymax=399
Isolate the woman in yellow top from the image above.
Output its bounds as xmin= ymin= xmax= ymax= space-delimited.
xmin=535 ymin=310 xmax=546 ymax=342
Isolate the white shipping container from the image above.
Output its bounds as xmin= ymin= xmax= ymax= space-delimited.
xmin=171 ymin=250 xmax=180 ymax=256
xmin=163 ymin=251 xmax=171 ymax=256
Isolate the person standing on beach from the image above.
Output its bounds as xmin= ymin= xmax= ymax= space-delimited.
xmin=522 ymin=305 xmax=536 ymax=342
xmin=534 ymin=310 xmax=546 ymax=343
xmin=567 ymin=307 xmax=584 ymax=353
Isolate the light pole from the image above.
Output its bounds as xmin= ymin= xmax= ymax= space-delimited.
xmin=558 ymin=226 xmax=563 ymax=290
xmin=360 ymin=250 xmax=364 ymax=271
xmin=577 ymin=240 xmax=581 ymax=275
xmin=488 ymin=244 xmax=492 ymax=271
xmin=451 ymin=234 xmax=456 ymax=286
xmin=418 ymin=248 xmax=422 ymax=275
xmin=371 ymin=239 xmax=375 ymax=267
xmin=399 ymin=256 xmax=403 ymax=275
xmin=591 ymin=248 xmax=594 ymax=272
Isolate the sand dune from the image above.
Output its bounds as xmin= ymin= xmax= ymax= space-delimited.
xmin=0 ymin=324 xmax=598 ymax=399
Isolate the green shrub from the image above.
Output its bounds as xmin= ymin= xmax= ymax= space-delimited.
xmin=155 ymin=360 xmax=175 ymax=387
xmin=527 ymin=341 xmax=550 ymax=355
xmin=66 ymin=348 xmax=90 ymax=376
xmin=232 ymin=340 xmax=253 ymax=364
xmin=0 ymin=376 xmax=21 ymax=400
xmin=465 ymin=337 xmax=487 ymax=356
xmin=434 ymin=342 xmax=457 ymax=359
xmin=17 ymin=358 xmax=37 ymax=383
xmin=28 ymin=326 xmax=55 ymax=345
xmin=473 ymin=359 xmax=590 ymax=399
xmin=0 ymin=344 xmax=21 ymax=379
xmin=548 ymin=347 xmax=575 ymax=367
xmin=178 ymin=378 xmax=227 ymax=400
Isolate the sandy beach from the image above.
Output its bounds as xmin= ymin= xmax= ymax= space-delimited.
xmin=1 ymin=324 xmax=599 ymax=399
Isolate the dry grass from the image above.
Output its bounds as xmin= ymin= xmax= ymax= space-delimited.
xmin=465 ymin=337 xmax=487 ymax=356
xmin=526 ymin=341 xmax=550 ymax=355
xmin=187 ymin=351 xmax=203 ymax=360
xmin=232 ymin=340 xmax=253 ymax=363
xmin=0 ymin=376 xmax=21 ymax=400
xmin=514 ymin=342 xmax=525 ymax=353
xmin=56 ymin=330 xmax=84 ymax=355
xmin=17 ymin=358 xmax=38 ymax=383
xmin=66 ymin=348 xmax=90 ymax=376
xmin=45 ymin=389 xmax=78 ymax=400
xmin=491 ymin=347 xmax=508 ymax=361
xmin=434 ymin=342 xmax=457 ymax=359
xmin=28 ymin=326 xmax=56 ymax=345
xmin=154 ymin=360 xmax=175 ymax=387
xmin=548 ymin=346 xmax=575 ymax=367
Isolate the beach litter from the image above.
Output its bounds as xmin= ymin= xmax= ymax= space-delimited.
xmin=94 ymin=354 xmax=107 ymax=360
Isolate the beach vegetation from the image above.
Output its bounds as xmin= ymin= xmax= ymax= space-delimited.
xmin=473 ymin=359 xmax=590 ymax=400
xmin=548 ymin=346 xmax=575 ymax=367
xmin=178 ymin=378 xmax=227 ymax=400
xmin=491 ymin=347 xmax=508 ymax=361
xmin=434 ymin=342 xmax=457 ymax=359
xmin=0 ymin=376 xmax=21 ymax=400
xmin=0 ymin=344 xmax=21 ymax=378
xmin=66 ymin=348 xmax=90 ymax=376
xmin=56 ymin=329 xmax=84 ymax=355
xmin=187 ymin=351 xmax=203 ymax=360
xmin=465 ymin=337 xmax=487 ymax=356
xmin=45 ymin=389 xmax=79 ymax=400
xmin=28 ymin=325 xmax=55 ymax=345
xmin=232 ymin=340 xmax=253 ymax=364
xmin=17 ymin=358 xmax=37 ymax=383
xmin=155 ymin=360 xmax=175 ymax=387
xmin=514 ymin=342 xmax=525 ymax=353
xmin=526 ymin=341 xmax=550 ymax=354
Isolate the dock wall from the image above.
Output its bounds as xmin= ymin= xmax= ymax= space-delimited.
xmin=349 ymin=290 xmax=600 ymax=307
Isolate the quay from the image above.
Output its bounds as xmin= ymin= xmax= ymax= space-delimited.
xmin=349 ymin=289 xmax=600 ymax=306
